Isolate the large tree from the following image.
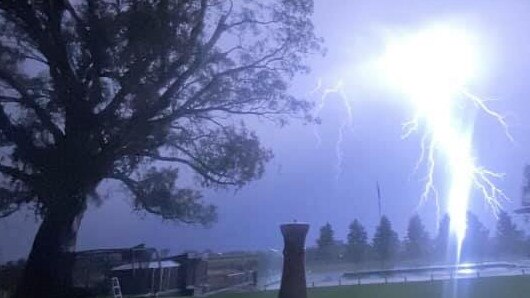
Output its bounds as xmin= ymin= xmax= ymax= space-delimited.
xmin=372 ymin=216 xmax=399 ymax=265
xmin=316 ymin=222 xmax=336 ymax=259
xmin=461 ymin=212 xmax=490 ymax=261
xmin=0 ymin=0 xmax=321 ymax=296
xmin=346 ymin=219 xmax=368 ymax=263
xmin=404 ymin=214 xmax=430 ymax=260
xmin=495 ymin=210 xmax=524 ymax=257
xmin=433 ymin=214 xmax=450 ymax=259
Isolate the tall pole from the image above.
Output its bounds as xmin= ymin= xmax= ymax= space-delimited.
xmin=377 ymin=181 xmax=382 ymax=219
xmin=278 ymin=223 xmax=309 ymax=298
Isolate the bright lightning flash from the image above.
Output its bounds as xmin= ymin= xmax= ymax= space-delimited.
xmin=378 ymin=25 xmax=509 ymax=259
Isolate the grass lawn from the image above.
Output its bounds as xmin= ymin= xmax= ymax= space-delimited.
xmin=209 ymin=275 xmax=530 ymax=298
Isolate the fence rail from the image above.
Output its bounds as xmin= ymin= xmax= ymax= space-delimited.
xmin=261 ymin=264 xmax=530 ymax=291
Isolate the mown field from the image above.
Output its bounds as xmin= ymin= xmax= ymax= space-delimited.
xmin=209 ymin=275 xmax=530 ymax=298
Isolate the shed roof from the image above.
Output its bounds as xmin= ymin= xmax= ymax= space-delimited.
xmin=111 ymin=260 xmax=179 ymax=271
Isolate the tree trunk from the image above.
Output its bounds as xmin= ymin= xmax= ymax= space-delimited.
xmin=15 ymin=204 xmax=85 ymax=298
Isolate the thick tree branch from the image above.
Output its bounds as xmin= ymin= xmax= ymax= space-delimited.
xmin=0 ymin=69 xmax=64 ymax=141
xmin=0 ymin=1 xmax=79 ymax=106
xmin=0 ymin=164 xmax=34 ymax=184
xmin=0 ymin=187 xmax=30 ymax=218
xmin=98 ymin=0 xmax=210 ymax=120
xmin=107 ymin=171 xmax=216 ymax=224
xmin=133 ymin=152 xmax=238 ymax=186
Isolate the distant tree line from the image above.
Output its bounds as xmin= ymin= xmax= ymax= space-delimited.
xmin=308 ymin=211 xmax=528 ymax=267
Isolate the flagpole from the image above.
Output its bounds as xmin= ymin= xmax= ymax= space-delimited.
xmin=377 ymin=181 xmax=382 ymax=219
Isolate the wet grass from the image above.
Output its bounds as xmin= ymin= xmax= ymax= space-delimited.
xmin=210 ymin=275 xmax=530 ymax=298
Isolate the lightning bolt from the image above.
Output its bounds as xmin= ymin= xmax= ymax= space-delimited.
xmin=311 ymin=80 xmax=354 ymax=183
xmin=311 ymin=24 xmax=512 ymax=263
xmin=409 ymin=89 xmax=510 ymax=258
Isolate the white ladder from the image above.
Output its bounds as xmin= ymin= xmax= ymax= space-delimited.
xmin=111 ymin=277 xmax=123 ymax=298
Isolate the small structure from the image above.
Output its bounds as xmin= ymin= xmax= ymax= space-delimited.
xmin=73 ymin=247 xmax=258 ymax=296
xmin=206 ymin=252 xmax=259 ymax=291
xmin=111 ymin=260 xmax=180 ymax=295
xmin=166 ymin=251 xmax=258 ymax=294
xmin=279 ymin=222 xmax=309 ymax=298
xmin=73 ymin=247 xmax=138 ymax=293
xmin=164 ymin=253 xmax=208 ymax=295
xmin=73 ymin=245 xmax=176 ymax=296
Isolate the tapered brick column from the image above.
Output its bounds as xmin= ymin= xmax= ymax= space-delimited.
xmin=279 ymin=223 xmax=309 ymax=298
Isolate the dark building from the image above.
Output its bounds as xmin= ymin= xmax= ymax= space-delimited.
xmin=72 ymin=247 xmax=258 ymax=296
xmin=206 ymin=252 xmax=259 ymax=291
xmin=110 ymin=260 xmax=180 ymax=295
xmin=73 ymin=245 xmax=175 ymax=296
xmin=164 ymin=253 xmax=208 ymax=295
xmin=73 ymin=247 xmax=135 ymax=293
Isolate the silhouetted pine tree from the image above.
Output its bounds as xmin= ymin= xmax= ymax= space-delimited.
xmin=433 ymin=214 xmax=451 ymax=259
xmin=346 ymin=219 xmax=368 ymax=263
xmin=317 ymin=222 xmax=336 ymax=259
xmin=461 ymin=212 xmax=489 ymax=261
xmin=372 ymin=216 xmax=399 ymax=265
xmin=495 ymin=210 xmax=524 ymax=257
xmin=405 ymin=214 xmax=431 ymax=260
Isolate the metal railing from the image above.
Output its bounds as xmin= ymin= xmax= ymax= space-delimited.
xmin=261 ymin=264 xmax=530 ymax=291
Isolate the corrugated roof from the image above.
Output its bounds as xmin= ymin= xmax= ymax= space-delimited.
xmin=111 ymin=260 xmax=179 ymax=271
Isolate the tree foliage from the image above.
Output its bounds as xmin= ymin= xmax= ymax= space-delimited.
xmin=461 ymin=212 xmax=489 ymax=261
xmin=495 ymin=210 xmax=524 ymax=256
xmin=0 ymin=0 xmax=321 ymax=221
xmin=405 ymin=214 xmax=430 ymax=259
xmin=372 ymin=216 xmax=399 ymax=263
xmin=346 ymin=219 xmax=368 ymax=263
xmin=317 ymin=222 xmax=335 ymax=248
xmin=433 ymin=214 xmax=450 ymax=259
xmin=316 ymin=222 xmax=336 ymax=258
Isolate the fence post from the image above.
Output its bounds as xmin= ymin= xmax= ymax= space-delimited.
xmin=357 ymin=277 xmax=361 ymax=285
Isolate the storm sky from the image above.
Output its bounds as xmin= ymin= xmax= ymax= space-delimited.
xmin=3 ymin=0 xmax=530 ymax=261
